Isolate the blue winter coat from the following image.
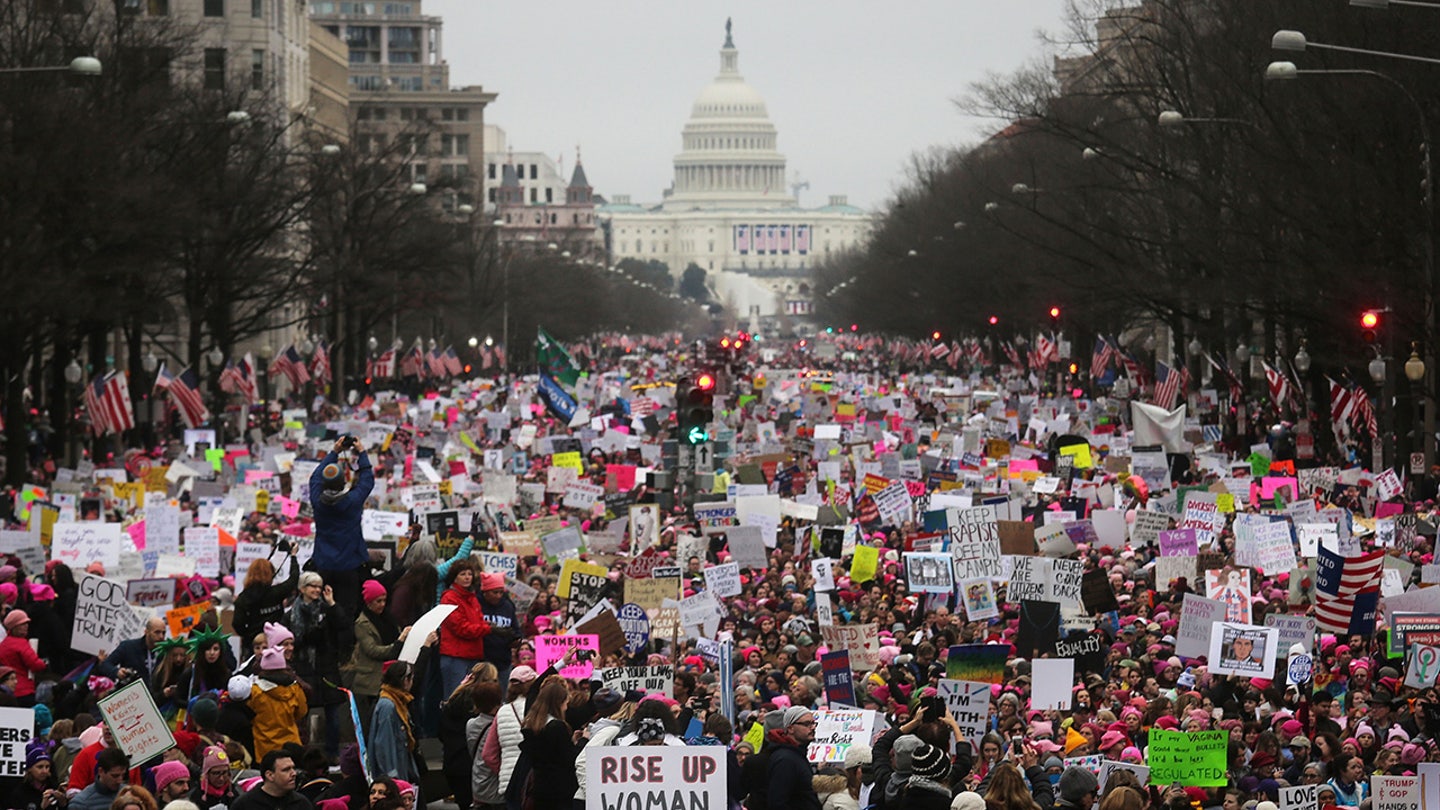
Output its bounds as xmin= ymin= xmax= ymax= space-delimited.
xmin=309 ymin=450 xmax=374 ymax=571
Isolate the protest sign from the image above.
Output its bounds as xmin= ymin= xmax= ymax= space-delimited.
xmin=806 ymin=709 xmax=879 ymax=763
xmin=616 ymin=603 xmax=651 ymax=656
xmin=1147 ymin=729 xmax=1229 ymax=786
xmin=938 ymin=679 xmax=990 ymax=748
xmin=73 ymin=575 xmax=148 ymax=657
xmin=1080 ymin=568 xmax=1120 ymax=615
xmin=1208 ymin=622 xmax=1280 ymax=678
xmin=1098 ymin=761 xmax=1150 ymax=790
xmin=96 ymin=679 xmax=175 ymax=764
xmin=820 ymin=623 xmax=879 ymax=671
xmin=811 ymin=557 xmax=836 ymax=592
xmin=0 ymin=707 xmax=31 ymax=776
xmin=904 ymin=553 xmax=954 ymax=593
xmin=399 ymin=604 xmax=456 ymax=664
xmin=536 ymin=634 xmax=600 ymax=680
xmin=557 ymin=559 xmax=608 ymax=600
xmin=727 ymin=524 xmax=768 ymax=569
xmin=626 ymin=576 xmax=679 ymax=613
xmin=52 ymin=522 xmax=122 ymax=574
xmin=125 ymin=578 xmax=176 ymax=608
xmin=1251 ymin=520 xmax=1298 ymax=575
xmin=166 ymin=602 xmax=209 ymax=637
xmin=1279 ymin=784 xmax=1317 ymax=810
xmin=595 ymin=666 xmax=673 ymax=697
xmin=1372 ymin=775 xmax=1419 ymax=810
xmin=1405 ymin=645 xmax=1440 ymax=689
xmin=1264 ymin=615 xmax=1316 ymax=656
xmin=583 ymin=747 xmax=724 ymax=810
xmin=945 ymin=644 xmax=1008 ymax=683
xmin=949 ymin=507 xmax=1001 ymax=580
xmin=1030 ymin=659 xmax=1074 ymax=710
xmin=1176 ymin=593 xmax=1228 ymax=659
xmin=476 ymin=551 xmax=519 ymax=582
xmin=820 ymin=650 xmax=856 ymax=706
xmin=703 ymin=562 xmax=742 ymax=598
xmin=1131 ymin=510 xmax=1172 ymax=546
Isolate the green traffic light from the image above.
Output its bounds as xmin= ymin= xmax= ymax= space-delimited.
xmin=687 ymin=426 xmax=709 ymax=444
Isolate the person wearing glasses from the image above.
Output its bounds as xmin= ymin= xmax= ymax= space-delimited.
xmin=767 ymin=706 xmax=822 ymax=809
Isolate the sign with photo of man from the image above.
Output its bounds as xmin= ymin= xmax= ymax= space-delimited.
xmin=1208 ymin=622 xmax=1279 ymax=678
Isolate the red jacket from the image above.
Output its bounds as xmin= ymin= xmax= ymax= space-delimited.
xmin=0 ymin=635 xmax=45 ymax=697
xmin=439 ymin=586 xmax=490 ymax=660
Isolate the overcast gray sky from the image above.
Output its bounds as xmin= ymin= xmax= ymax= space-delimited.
xmin=426 ymin=1 xmax=1072 ymax=211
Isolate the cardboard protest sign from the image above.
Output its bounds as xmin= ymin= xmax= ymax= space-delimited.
xmin=1176 ymin=593 xmax=1228 ymax=659
xmin=52 ymin=522 xmax=123 ymax=575
xmin=938 ymin=679 xmax=990 ymax=748
xmin=1030 ymin=658 xmax=1074 ymax=710
xmin=904 ymin=553 xmax=954 ymax=593
xmin=1208 ymin=622 xmax=1280 ymax=678
xmin=625 ymin=575 xmax=678 ymax=612
xmin=820 ymin=623 xmax=879 ymax=671
xmin=702 ymin=562 xmax=742 ymax=598
xmin=73 ymin=575 xmax=148 ymax=657
xmin=1147 ymin=729 xmax=1229 ymax=786
xmin=97 ymin=679 xmax=176 ymax=764
xmin=583 ymin=747 xmax=724 ymax=810
xmin=399 ymin=604 xmax=456 ymax=664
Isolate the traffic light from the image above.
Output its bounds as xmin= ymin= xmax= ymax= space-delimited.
xmin=1049 ymin=306 xmax=1062 ymax=320
xmin=988 ymin=315 xmax=999 ymax=326
xmin=1361 ymin=310 xmax=1380 ymax=344
xmin=931 ymin=331 xmax=941 ymax=341
xmin=678 ymin=371 xmax=716 ymax=445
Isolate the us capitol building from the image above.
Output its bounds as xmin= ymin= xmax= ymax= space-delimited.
xmin=598 ymin=21 xmax=872 ymax=329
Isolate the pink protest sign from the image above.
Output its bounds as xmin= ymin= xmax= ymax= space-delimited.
xmin=1376 ymin=501 xmax=1405 ymax=520
xmin=126 ymin=520 xmax=146 ymax=551
xmin=535 ymin=634 xmax=600 ymax=679
xmin=244 ymin=470 xmax=274 ymax=484
xmin=1259 ymin=477 xmax=1298 ymax=501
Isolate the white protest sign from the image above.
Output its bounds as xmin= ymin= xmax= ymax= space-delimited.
xmin=1031 ymin=658 xmax=1075 ymax=710
xmin=477 ymin=551 xmax=519 ymax=581
xmin=583 ymin=747 xmax=724 ymax=810
xmin=233 ymin=542 xmax=272 ymax=595
xmin=811 ymin=558 xmax=836 ymax=592
xmin=142 ymin=506 xmax=182 ymax=555
xmin=1372 ymin=775 xmax=1419 ymax=810
xmin=1279 ymin=785 xmax=1317 ymax=810
xmin=362 ymin=510 xmax=409 ymax=541
xmin=726 ymin=525 xmax=768 ymax=570
xmin=96 ymin=679 xmax=176 ymax=763
xmin=596 ymin=666 xmax=674 ymax=697
xmin=52 ymin=522 xmax=122 ymax=574
xmin=0 ymin=707 xmax=32 ymax=776
xmin=938 ymin=679 xmax=990 ymax=748
xmin=73 ymin=575 xmax=148 ymax=656
xmin=563 ymin=482 xmax=605 ymax=510
xmin=1251 ymin=520 xmax=1298 ymax=575
xmin=702 ymin=563 xmax=742 ymax=598
xmin=950 ymin=507 xmax=1002 ymax=580
xmin=1177 ymin=593 xmax=1228 ymax=659
xmin=820 ymin=623 xmax=880 ymax=671
xmin=183 ymin=526 xmax=221 ymax=577
xmin=1208 ymin=622 xmax=1280 ymax=678
xmin=399 ymin=604 xmax=456 ymax=664
xmin=805 ymin=709 xmax=879 ymax=763
xmin=125 ymin=578 xmax=177 ymax=608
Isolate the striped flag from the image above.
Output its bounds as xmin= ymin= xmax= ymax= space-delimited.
xmin=158 ymin=364 xmax=209 ymax=429
xmin=1327 ymin=377 xmax=1357 ymax=429
xmin=1351 ymin=389 xmax=1379 ymax=437
xmin=269 ymin=345 xmax=311 ymax=390
xmin=1120 ymin=348 xmax=1144 ymax=385
xmin=219 ymin=354 xmax=258 ymax=404
xmin=946 ymin=341 xmax=963 ymax=369
xmin=1152 ymin=361 xmax=1182 ymax=409
xmin=1262 ymin=361 xmax=1291 ymax=408
xmin=480 ymin=346 xmax=494 ymax=370
xmin=399 ymin=340 xmax=425 ymax=378
xmin=929 ymin=341 xmax=949 ymax=360
xmin=1314 ymin=546 xmax=1383 ymax=636
xmin=367 ymin=349 xmax=395 ymax=379
xmin=1036 ymin=333 xmax=1059 ymax=365
xmin=1206 ymin=353 xmax=1245 ymax=405
xmin=1003 ymin=342 xmax=1022 ymax=369
xmin=442 ymin=346 xmax=463 ymax=376
xmin=84 ymin=371 xmax=134 ymax=436
xmin=426 ymin=346 xmax=448 ymax=378
xmin=310 ymin=341 xmax=332 ymax=386
xmin=1091 ymin=337 xmax=1116 ymax=379
xmin=965 ymin=338 xmax=985 ymax=366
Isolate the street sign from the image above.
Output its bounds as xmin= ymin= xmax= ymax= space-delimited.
xmin=695 ymin=443 xmax=715 ymax=474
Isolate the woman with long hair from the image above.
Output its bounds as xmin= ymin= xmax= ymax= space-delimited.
xmin=489 ymin=667 xmax=538 ymax=804
xmin=232 ymin=553 xmax=299 ymax=644
xmin=289 ymin=571 xmax=348 ymax=760
xmin=980 ymin=749 xmax=1052 ymax=810
xmin=177 ymin=628 xmax=232 ymax=703
xmin=1098 ymin=785 xmax=1146 ymax=810
xmin=371 ymin=661 xmax=420 ymax=785
xmin=147 ymin=638 xmax=190 ymax=728
xmin=440 ymin=662 xmax=497 ymax=810
xmin=467 ymin=681 xmax=506 ymax=810
xmin=438 ymin=559 xmax=491 ymax=697
xmin=516 ymin=678 xmax=579 ymax=808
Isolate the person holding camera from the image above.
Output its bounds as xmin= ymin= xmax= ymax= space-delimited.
xmin=310 ymin=435 xmax=374 ymax=618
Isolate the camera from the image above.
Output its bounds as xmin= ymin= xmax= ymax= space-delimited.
xmin=574 ymin=649 xmax=597 ymax=663
xmin=340 ymin=434 xmax=358 ymax=450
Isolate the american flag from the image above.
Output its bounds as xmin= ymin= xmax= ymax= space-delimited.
xmin=156 ymin=364 xmax=209 ymax=429
xmin=425 ymin=346 xmax=446 ymax=378
xmin=1206 ymin=353 xmax=1245 ymax=405
xmin=480 ymin=346 xmax=494 ymax=369
xmin=1120 ymin=348 xmax=1145 ymax=385
xmin=367 ymin=348 xmax=395 ymax=379
xmin=83 ymin=371 xmax=134 ymax=436
xmin=1262 ymin=361 xmax=1292 ymax=408
xmin=1152 ymin=361 xmax=1183 ymax=409
xmin=1091 ymin=337 xmax=1116 ymax=379
xmin=1036 ymin=333 xmax=1059 ymax=365
xmin=219 ymin=354 xmax=258 ymax=404
xmin=1328 ymin=377 xmax=1357 ymax=429
xmin=1003 ymin=342 xmax=1023 ymax=369
xmin=494 ymin=345 xmax=506 ymax=369
xmin=929 ymin=341 xmax=949 ymax=360
xmin=442 ymin=345 xmax=463 ymax=376
xmin=1314 ymin=546 xmax=1383 ymax=636
xmin=399 ymin=340 xmax=425 ymax=378
xmin=310 ymin=341 xmax=332 ymax=386
xmin=946 ymin=341 xmax=963 ymax=369
xmin=269 ymin=345 xmax=311 ymax=390
xmin=1352 ymin=389 xmax=1379 ymax=437
xmin=965 ymin=338 xmax=985 ymax=366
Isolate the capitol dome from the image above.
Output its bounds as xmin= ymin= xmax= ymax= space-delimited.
xmin=663 ymin=21 xmax=795 ymax=211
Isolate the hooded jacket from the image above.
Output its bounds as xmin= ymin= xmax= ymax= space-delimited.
xmin=308 ymin=450 xmax=373 ymax=571
xmin=249 ymin=675 xmax=308 ymax=760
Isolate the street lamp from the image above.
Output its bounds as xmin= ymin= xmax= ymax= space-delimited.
xmin=1370 ymin=352 xmax=1388 ymax=384
xmin=1272 ymin=29 xmax=1440 ymax=66
xmin=467 ymin=336 xmax=478 ymax=348
xmin=1293 ymin=341 xmax=1311 ymax=374
xmin=0 ymin=56 xmax=101 ymax=75
xmin=1158 ymin=109 xmax=1256 ymax=128
xmin=207 ymin=346 xmax=223 ymax=367
xmin=408 ymin=182 xmax=427 ymax=196
xmin=1188 ymin=337 xmax=1204 ymax=358
xmin=1407 ymin=345 xmax=1426 ymax=382
xmin=367 ymin=335 xmax=379 ymax=353
xmin=142 ymin=352 xmax=158 ymax=373
xmin=64 ymin=360 xmax=82 ymax=385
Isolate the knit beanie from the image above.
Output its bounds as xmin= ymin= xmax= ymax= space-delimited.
xmin=1058 ymin=766 xmax=1099 ymax=803
xmin=893 ymin=734 xmax=924 ymax=772
xmin=362 ymin=579 xmax=386 ymax=604
xmin=910 ymin=743 xmax=949 ymax=780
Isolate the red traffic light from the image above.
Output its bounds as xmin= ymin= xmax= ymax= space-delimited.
xmin=695 ymin=372 xmax=716 ymax=392
xmin=719 ymin=337 xmax=731 ymax=349
xmin=1049 ymin=306 xmax=1061 ymax=319
xmin=1361 ymin=311 xmax=1379 ymax=329
xmin=988 ymin=316 xmax=999 ymax=325
xmin=931 ymin=331 xmax=941 ymax=341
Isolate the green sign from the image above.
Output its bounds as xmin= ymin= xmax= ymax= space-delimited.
xmin=1147 ymin=729 xmax=1228 ymax=786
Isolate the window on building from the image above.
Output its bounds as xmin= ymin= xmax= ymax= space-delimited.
xmin=388 ymin=26 xmax=421 ymax=63
xmin=203 ymin=48 xmax=225 ymax=90
xmin=550 ymin=213 xmax=557 ymax=224
xmin=545 ymin=188 xmax=553 ymax=203
xmin=251 ymin=0 xmax=262 ymax=16
xmin=412 ymin=163 xmax=426 ymax=183
xmin=529 ymin=164 xmax=537 ymax=180
xmin=488 ymin=188 xmax=497 ymax=203
xmin=453 ymin=133 xmax=468 ymax=155
xmin=250 ymin=50 xmax=264 ymax=90
xmin=573 ymin=214 xmax=579 ymax=225
xmin=145 ymin=0 xmax=168 ymax=14
xmin=203 ymin=0 xmax=222 ymax=16
xmin=530 ymin=188 xmax=537 ymax=203
xmin=395 ymin=76 xmax=422 ymax=91
xmin=487 ymin=163 xmax=496 ymax=179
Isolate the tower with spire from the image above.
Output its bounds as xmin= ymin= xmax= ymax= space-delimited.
xmin=494 ymin=146 xmax=600 ymax=257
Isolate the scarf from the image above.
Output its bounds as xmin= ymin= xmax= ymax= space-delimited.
xmin=907 ymin=775 xmax=949 ymax=796
xmin=364 ymin=605 xmax=400 ymax=646
xmin=380 ymin=683 xmax=416 ymax=752
xmin=765 ymin=728 xmax=800 ymax=748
